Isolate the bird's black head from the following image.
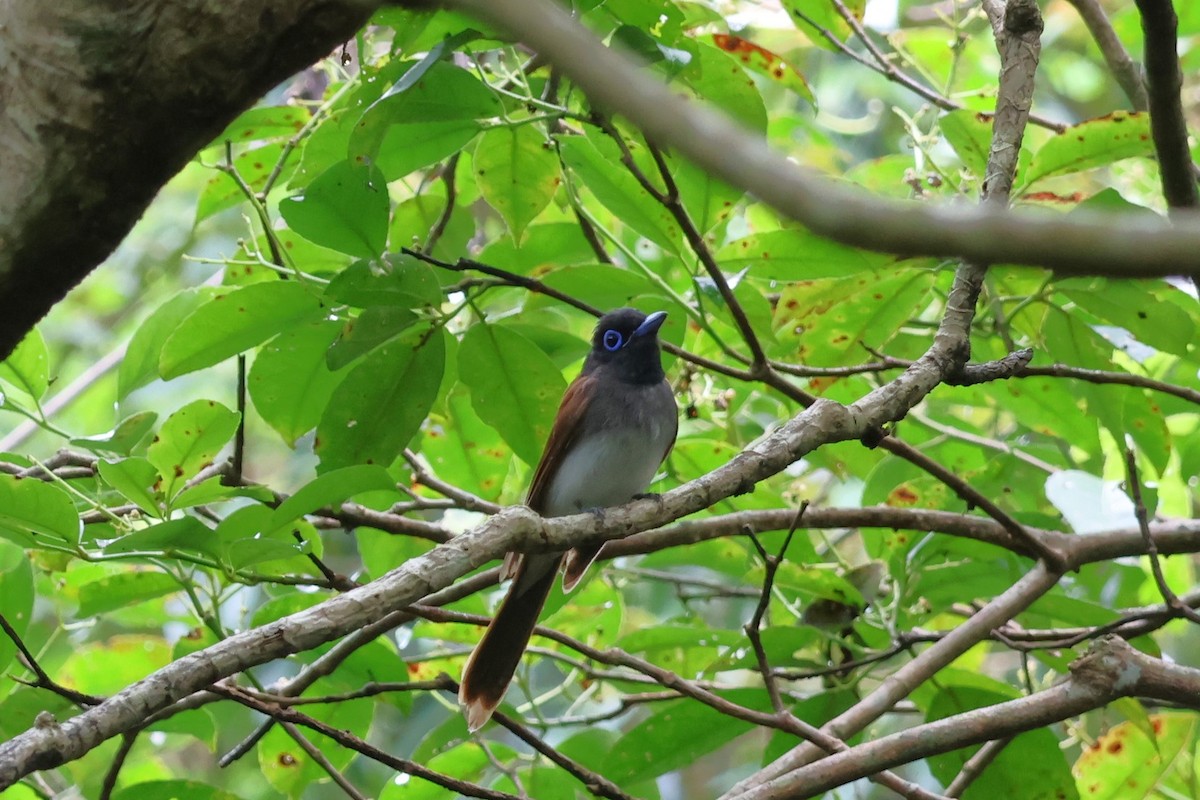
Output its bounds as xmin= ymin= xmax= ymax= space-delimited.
xmin=583 ymin=308 xmax=668 ymax=385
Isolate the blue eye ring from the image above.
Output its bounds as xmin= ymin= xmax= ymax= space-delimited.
xmin=602 ymin=329 xmax=624 ymax=351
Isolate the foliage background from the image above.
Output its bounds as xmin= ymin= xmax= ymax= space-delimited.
xmin=1 ymin=0 xmax=1199 ymax=798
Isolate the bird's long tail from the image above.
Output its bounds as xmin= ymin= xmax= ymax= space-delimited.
xmin=458 ymin=552 xmax=562 ymax=731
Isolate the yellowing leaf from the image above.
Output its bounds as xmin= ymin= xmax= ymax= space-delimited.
xmin=711 ymin=34 xmax=815 ymax=104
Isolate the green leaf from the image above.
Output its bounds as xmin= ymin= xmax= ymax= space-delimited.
xmin=148 ymin=706 xmax=218 ymax=747
xmin=59 ymin=634 xmax=171 ymax=695
xmin=674 ymin=155 xmax=743 ymax=234
xmin=781 ymin=0 xmax=859 ymax=52
xmin=380 ymin=743 xmax=489 ymax=799
xmin=617 ymin=624 xmax=743 ymax=654
xmin=940 ymin=108 xmax=994 ymax=177
xmin=359 ymin=58 xmax=499 ymax=122
xmin=172 ymin=475 xmax=273 ymax=510
xmin=680 ymin=42 xmax=769 ymax=133
xmin=147 ymin=400 xmax=241 ymax=500
xmin=325 ymin=307 xmax=417 ymax=370
xmin=772 ymin=562 xmax=866 ymax=606
xmin=0 ymin=474 xmax=79 ymax=548
xmin=718 ymin=228 xmax=894 ymax=280
xmin=159 ymin=281 xmax=324 ymax=379
xmin=0 ymin=541 xmax=33 ymax=676
xmin=259 ymin=689 xmax=373 ymax=796
xmin=0 ymin=328 xmax=49 ymax=400
xmin=377 ymin=120 xmax=481 ymax=182
xmin=1059 ymin=279 xmax=1195 ymax=358
xmin=475 ymin=222 xmax=598 ymax=273
xmin=248 ymin=318 xmax=345 ymax=446
xmin=71 ymin=411 xmax=158 ymax=456
xmin=540 ymin=264 xmax=658 ymax=310
xmin=112 ymin=780 xmax=240 ymax=800
xmin=316 ymin=327 xmax=445 ymax=471
xmin=103 ymin=517 xmax=214 ymax=557
xmin=710 ymin=33 xmax=814 ymax=105
xmin=77 ymin=571 xmax=181 ymax=617
xmin=774 ymin=268 xmax=935 ymax=364
xmin=279 ymin=160 xmax=391 ymax=258
xmin=474 ymin=123 xmax=561 ymax=241
xmin=1122 ymin=389 xmax=1171 ymax=475
xmin=921 ymin=673 xmax=1080 ymax=800
xmin=352 ymin=60 xmax=498 ymax=178
xmin=457 ymin=323 xmax=567 ymax=465
xmin=120 ymin=289 xmax=215 ymax=398
xmin=324 ymin=254 xmax=443 ymax=308
xmin=99 ymin=457 xmax=160 ymax=516
xmin=1039 ymin=308 xmax=1136 ymax=458
xmin=372 ymin=30 xmax=483 ymax=107
xmin=613 ymin=25 xmax=694 ymax=74
xmin=389 ymin=186 xmax=474 ymax=261
xmin=603 ymin=690 xmax=769 ymax=784
xmin=267 ymin=465 xmax=395 ymax=533
xmin=423 ymin=385 xmax=512 ymax=501
xmin=1023 ymin=111 xmax=1154 ymax=187
xmin=217 ymin=506 xmax=305 ymax=569
xmin=209 ymin=105 xmax=311 ymax=148
xmin=557 ymin=135 xmax=682 ymax=253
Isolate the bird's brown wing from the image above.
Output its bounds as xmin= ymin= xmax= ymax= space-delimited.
xmin=458 ymin=374 xmax=596 ymax=730
xmin=525 ymin=372 xmax=596 ymax=514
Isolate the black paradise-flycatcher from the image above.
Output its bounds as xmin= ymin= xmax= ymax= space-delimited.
xmin=458 ymin=308 xmax=678 ymax=731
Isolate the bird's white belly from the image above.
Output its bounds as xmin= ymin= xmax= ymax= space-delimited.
xmin=541 ymin=425 xmax=667 ymax=517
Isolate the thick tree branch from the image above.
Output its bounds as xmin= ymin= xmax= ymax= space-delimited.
xmin=0 ymin=391 xmax=899 ymax=787
xmin=447 ymin=0 xmax=1200 ymax=278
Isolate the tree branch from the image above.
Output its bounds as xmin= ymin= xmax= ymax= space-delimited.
xmin=446 ymin=0 xmax=1200 ymax=278
xmin=742 ymin=637 xmax=1200 ymax=799
xmin=1134 ymin=0 xmax=1200 ymax=214
xmin=1063 ymin=0 xmax=1148 ymax=110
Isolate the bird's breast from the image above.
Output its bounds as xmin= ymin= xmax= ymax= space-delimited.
xmin=541 ymin=382 xmax=674 ymax=518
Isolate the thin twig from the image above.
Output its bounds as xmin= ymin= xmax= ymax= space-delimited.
xmin=422 ymin=153 xmax=460 ymax=255
xmin=745 ymin=504 xmax=806 ymax=713
xmin=1123 ymin=440 xmax=1200 ymax=624
xmin=210 ymin=684 xmax=519 ymax=800
xmin=413 ymin=605 xmax=944 ymax=800
xmin=1062 ymin=0 xmax=1148 ymax=110
xmin=944 ymin=736 xmax=1013 ymax=797
xmin=0 ymin=613 xmax=103 ymax=707
xmin=280 ymin=720 xmax=369 ymax=800
xmin=98 ymin=732 xmax=138 ymax=800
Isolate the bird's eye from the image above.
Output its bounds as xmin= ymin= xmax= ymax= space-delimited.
xmin=602 ymin=329 xmax=624 ymax=351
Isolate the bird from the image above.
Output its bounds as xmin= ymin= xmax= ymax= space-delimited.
xmin=458 ymin=307 xmax=678 ymax=731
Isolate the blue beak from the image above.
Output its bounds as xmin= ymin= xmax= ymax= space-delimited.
xmin=632 ymin=311 xmax=668 ymax=339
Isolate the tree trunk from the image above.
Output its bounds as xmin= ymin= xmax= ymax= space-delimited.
xmin=0 ymin=0 xmax=378 ymax=359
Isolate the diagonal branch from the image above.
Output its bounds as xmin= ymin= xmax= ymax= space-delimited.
xmin=1063 ymin=0 xmax=1148 ymax=110
xmin=741 ymin=636 xmax=1200 ymax=798
xmin=446 ymin=0 xmax=1200 ymax=278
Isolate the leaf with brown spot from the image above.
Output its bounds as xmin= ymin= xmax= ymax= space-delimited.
xmin=710 ymin=34 xmax=815 ymax=104
xmin=1022 ymin=111 xmax=1153 ymax=188
xmin=147 ymin=399 xmax=240 ymax=502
